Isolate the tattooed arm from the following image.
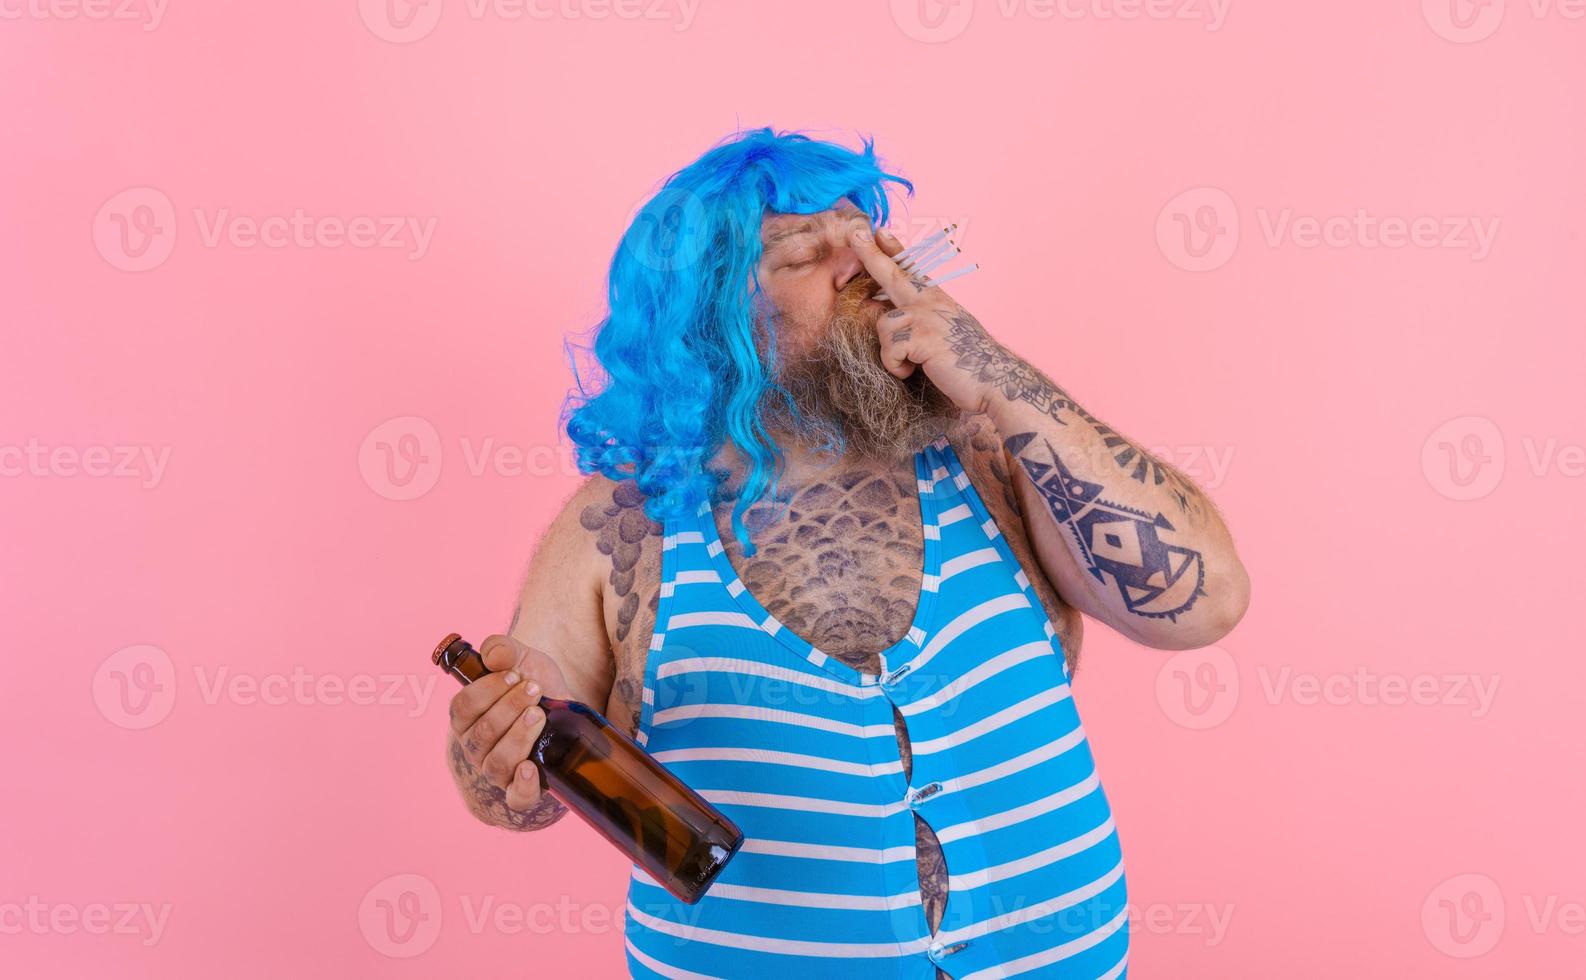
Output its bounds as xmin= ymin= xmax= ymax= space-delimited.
xmin=849 ymin=225 xmax=1250 ymax=650
xmin=444 ymin=478 xmax=620 ymax=831
xmin=958 ymin=321 xmax=1248 ymax=649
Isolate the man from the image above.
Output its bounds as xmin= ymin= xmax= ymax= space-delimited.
xmin=444 ymin=128 xmax=1249 ymax=978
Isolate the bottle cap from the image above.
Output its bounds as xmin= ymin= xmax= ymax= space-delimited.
xmin=432 ymin=632 xmax=463 ymax=665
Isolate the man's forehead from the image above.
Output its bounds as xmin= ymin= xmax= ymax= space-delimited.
xmin=760 ymin=204 xmax=865 ymax=244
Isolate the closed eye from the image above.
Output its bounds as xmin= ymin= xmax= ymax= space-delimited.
xmin=779 ymin=248 xmax=821 ymax=270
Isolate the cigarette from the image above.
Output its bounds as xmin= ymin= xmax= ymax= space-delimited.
xmin=894 ymin=225 xmax=955 ymax=266
xmin=901 ymin=237 xmax=954 ymax=274
xmin=910 ymin=246 xmax=961 ymax=279
xmin=922 ymin=262 xmax=979 ymax=289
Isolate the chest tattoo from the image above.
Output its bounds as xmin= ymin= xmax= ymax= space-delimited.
xmin=713 ymin=462 xmax=923 ymax=675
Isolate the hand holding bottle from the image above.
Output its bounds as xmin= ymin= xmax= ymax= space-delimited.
xmin=446 ymin=634 xmax=569 ymax=812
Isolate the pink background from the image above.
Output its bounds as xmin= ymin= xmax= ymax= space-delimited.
xmin=3 ymin=1 xmax=1583 ymax=976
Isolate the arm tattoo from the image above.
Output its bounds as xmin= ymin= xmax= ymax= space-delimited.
xmin=580 ymin=481 xmax=662 ymax=737
xmin=448 ymin=737 xmax=567 ymax=831
xmin=1005 ymin=431 xmax=1207 ymax=622
xmin=941 ymin=308 xmax=1204 ymax=514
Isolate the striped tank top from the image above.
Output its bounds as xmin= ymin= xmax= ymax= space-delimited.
xmin=625 ymin=435 xmax=1129 ymax=979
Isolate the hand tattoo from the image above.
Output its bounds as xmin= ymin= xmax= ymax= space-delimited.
xmin=448 ymin=737 xmax=567 ymax=831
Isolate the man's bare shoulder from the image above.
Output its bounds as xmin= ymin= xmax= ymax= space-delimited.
xmin=557 ymin=474 xmax=665 ymax=667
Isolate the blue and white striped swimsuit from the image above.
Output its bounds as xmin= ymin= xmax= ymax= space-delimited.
xmin=626 ymin=436 xmax=1129 ymax=979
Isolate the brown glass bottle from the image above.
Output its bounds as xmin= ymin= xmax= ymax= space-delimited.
xmin=432 ymin=633 xmax=743 ymax=905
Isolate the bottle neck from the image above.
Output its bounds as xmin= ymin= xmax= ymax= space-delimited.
xmin=431 ymin=634 xmax=575 ymax=711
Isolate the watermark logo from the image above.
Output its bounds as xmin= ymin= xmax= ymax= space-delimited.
xmin=1423 ymin=873 xmax=1505 ymax=958
xmin=1158 ymin=189 xmax=1500 ymax=269
xmin=361 ymin=0 xmax=701 ymax=41
xmin=92 ymin=645 xmax=177 ymax=730
xmin=358 ymin=419 xmax=589 ymax=499
xmin=622 ymin=185 xmax=709 ymax=274
xmin=891 ymin=0 xmax=1229 ymax=39
xmin=1423 ymin=0 xmax=1506 ymax=42
xmin=359 ymin=873 xmax=443 ymax=958
xmin=0 ymin=440 xmax=171 ymax=488
xmin=1257 ymin=667 xmax=1499 ymax=718
xmin=891 ymin=0 xmax=976 ymax=42
xmin=1421 ymin=415 xmax=1505 ymax=500
xmin=1422 ymin=415 xmax=1584 ymax=499
xmin=1156 ymin=187 xmax=1239 ymax=272
xmin=1155 ymin=646 xmax=1239 ymax=729
xmin=0 ymin=0 xmax=168 ymax=29
xmin=0 ymin=898 xmax=172 ymax=945
xmin=94 ymin=187 xmax=178 ymax=272
xmin=360 ymin=0 xmax=445 ymax=42
xmin=359 ymin=416 xmax=445 ymax=501
xmin=94 ymin=188 xmax=437 ymax=269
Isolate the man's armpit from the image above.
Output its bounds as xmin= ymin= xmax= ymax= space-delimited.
xmin=947 ymin=414 xmax=1083 ymax=668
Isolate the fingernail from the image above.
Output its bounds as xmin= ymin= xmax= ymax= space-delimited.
xmin=505 ymin=671 xmax=521 ymax=685
xmin=852 ymin=227 xmax=872 ymax=242
xmin=525 ymin=681 xmax=541 ymax=698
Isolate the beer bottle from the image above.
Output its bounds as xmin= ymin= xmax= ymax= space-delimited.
xmin=432 ymin=633 xmax=743 ymax=904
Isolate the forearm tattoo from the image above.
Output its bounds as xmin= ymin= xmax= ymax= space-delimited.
xmin=1004 ymin=431 xmax=1206 ymax=621
xmin=941 ymin=308 xmax=1203 ymax=514
xmin=448 ymin=736 xmax=567 ymax=831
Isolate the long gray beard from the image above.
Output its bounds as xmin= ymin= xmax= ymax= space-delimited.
xmin=768 ymin=275 xmax=960 ymax=461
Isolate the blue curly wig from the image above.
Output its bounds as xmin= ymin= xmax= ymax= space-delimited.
xmin=564 ymin=127 xmax=914 ymax=555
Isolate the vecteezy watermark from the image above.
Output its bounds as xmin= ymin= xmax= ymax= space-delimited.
xmin=93 ymin=645 xmax=178 ymax=730
xmin=358 ymin=872 xmax=644 ymax=958
xmin=93 ymin=187 xmax=437 ymax=271
xmin=92 ymin=645 xmax=439 ymax=728
xmin=1424 ymin=873 xmax=1506 ymax=957
xmin=358 ymin=415 xmax=585 ymax=501
xmin=1256 ymin=666 xmax=1500 ymax=719
xmin=986 ymin=897 xmax=1231 ymax=944
xmin=360 ymin=874 xmax=443 ymax=958
xmin=1156 ymin=187 xmax=1500 ymax=271
xmin=1156 ymin=648 xmax=1501 ymax=729
xmin=1423 ymin=873 xmax=1586 ymax=958
xmin=0 ymin=898 xmax=172 ymax=946
xmin=1155 ymin=646 xmax=1239 ymax=729
xmin=1421 ymin=415 xmax=1584 ymax=501
xmin=893 ymin=215 xmax=974 ymax=250
xmin=359 ymin=0 xmax=701 ymax=43
xmin=0 ymin=439 xmax=171 ymax=489
xmin=1124 ymin=901 xmax=1233 ymax=944
xmin=890 ymin=0 xmax=1230 ymax=43
xmin=192 ymin=666 xmax=437 ymax=718
xmin=0 ymin=0 xmax=168 ymax=29
xmin=1423 ymin=0 xmax=1586 ymax=43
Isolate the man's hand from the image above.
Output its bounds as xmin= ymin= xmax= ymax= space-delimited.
xmin=447 ymin=634 xmax=571 ymax=818
xmin=846 ymin=220 xmax=1250 ymax=650
xmin=847 ymin=223 xmax=1003 ymax=417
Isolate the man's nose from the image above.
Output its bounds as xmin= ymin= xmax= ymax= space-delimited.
xmin=826 ymin=217 xmax=869 ymax=288
xmin=833 ymin=249 xmax=866 ymax=291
